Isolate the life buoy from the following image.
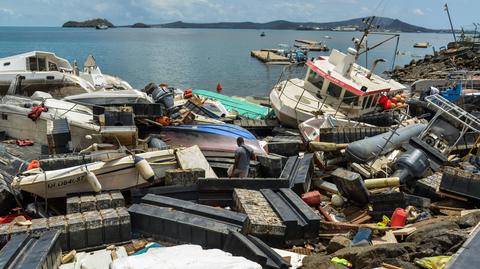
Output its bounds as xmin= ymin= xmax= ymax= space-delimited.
xmin=86 ymin=170 xmax=102 ymax=192
xmin=134 ymin=156 xmax=155 ymax=183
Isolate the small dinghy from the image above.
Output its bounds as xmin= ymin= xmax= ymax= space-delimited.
xmin=11 ymin=150 xmax=177 ymax=198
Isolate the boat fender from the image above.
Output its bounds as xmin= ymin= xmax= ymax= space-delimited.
xmin=134 ymin=156 xmax=155 ymax=183
xmin=86 ymin=170 xmax=102 ymax=192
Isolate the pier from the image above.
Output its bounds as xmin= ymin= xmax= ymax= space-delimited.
xmin=294 ymin=39 xmax=329 ymax=51
xmin=250 ymin=50 xmax=291 ymax=64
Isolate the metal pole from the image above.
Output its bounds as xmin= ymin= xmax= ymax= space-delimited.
xmin=445 ymin=3 xmax=457 ymax=42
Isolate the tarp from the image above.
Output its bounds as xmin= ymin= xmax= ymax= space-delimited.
xmin=110 ymin=244 xmax=261 ymax=269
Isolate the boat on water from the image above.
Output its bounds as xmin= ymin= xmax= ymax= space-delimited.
xmin=154 ymin=124 xmax=266 ymax=155
xmin=11 ymin=150 xmax=177 ymax=198
xmin=96 ymin=24 xmax=109 ymax=30
xmin=191 ymin=89 xmax=273 ymax=119
xmin=414 ymin=42 xmax=430 ymax=48
xmin=0 ymin=92 xmax=99 ymax=149
xmin=260 ymin=32 xmax=266 ymax=37
xmin=269 ymin=48 xmax=406 ymax=128
xmin=0 ymin=51 xmax=132 ymax=97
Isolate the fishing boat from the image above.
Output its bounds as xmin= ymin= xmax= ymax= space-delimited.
xmin=155 ymin=124 xmax=266 ymax=155
xmin=413 ymin=42 xmax=430 ymax=48
xmin=0 ymin=92 xmax=100 ymax=149
xmin=269 ymin=41 xmax=406 ymax=128
xmin=11 ymin=150 xmax=177 ymax=198
xmin=192 ymin=89 xmax=272 ymax=119
xmin=96 ymin=24 xmax=109 ymax=30
xmin=0 ymin=51 xmax=132 ymax=97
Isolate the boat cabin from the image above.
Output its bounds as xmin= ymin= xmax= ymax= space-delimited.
xmin=303 ymin=48 xmax=406 ymax=116
xmin=0 ymin=51 xmax=72 ymax=73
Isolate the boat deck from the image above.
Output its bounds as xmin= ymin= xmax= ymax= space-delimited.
xmin=250 ymin=50 xmax=291 ymax=64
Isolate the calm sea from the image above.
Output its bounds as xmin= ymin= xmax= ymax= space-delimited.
xmin=0 ymin=27 xmax=453 ymax=96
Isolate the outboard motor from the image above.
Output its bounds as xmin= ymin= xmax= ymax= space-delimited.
xmin=392 ymin=148 xmax=429 ymax=185
xmin=146 ymin=83 xmax=181 ymax=119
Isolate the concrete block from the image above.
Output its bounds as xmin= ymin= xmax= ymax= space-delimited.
xmin=100 ymin=208 xmax=120 ymax=244
xmin=95 ymin=193 xmax=112 ymax=210
xmin=233 ymin=188 xmax=285 ymax=237
xmin=83 ymin=211 xmax=103 ymax=247
xmin=110 ymin=192 xmax=125 ymax=208
xmin=66 ymin=195 xmax=81 ymax=214
xmin=48 ymin=215 xmax=68 ymax=250
xmin=116 ymin=207 xmax=131 ymax=242
xmin=80 ymin=195 xmax=96 ymax=213
xmin=164 ymin=168 xmax=205 ymax=186
xmin=66 ymin=213 xmax=86 ymax=250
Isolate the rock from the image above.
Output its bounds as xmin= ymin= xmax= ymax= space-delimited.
xmin=457 ymin=211 xmax=480 ymax=228
xmin=327 ymin=235 xmax=351 ymax=254
xmin=406 ymin=220 xmax=459 ymax=244
xmin=302 ymin=254 xmax=336 ymax=269
xmin=406 ymin=220 xmax=467 ymax=255
xmin=332 ymin=243 xmax=416 ymax=269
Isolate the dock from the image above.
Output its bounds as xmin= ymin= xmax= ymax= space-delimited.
xmin=294 ymin=39 xmax=329 ymax=51
xmin=250 ymin=50 xmax=291 ymax=65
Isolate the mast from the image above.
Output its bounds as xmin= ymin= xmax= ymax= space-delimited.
xmin=444 ymin=3 xmax=457 ymax=43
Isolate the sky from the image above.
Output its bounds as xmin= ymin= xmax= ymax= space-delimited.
xmin=0 ymin=0 xmax=478 ymax=29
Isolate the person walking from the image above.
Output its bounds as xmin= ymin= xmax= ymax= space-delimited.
xmin=229 ymin=137 xmax=255 ymax=178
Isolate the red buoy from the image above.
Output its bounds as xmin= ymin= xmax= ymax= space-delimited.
xmin=216 ymin=83 xmax=223 ymax=93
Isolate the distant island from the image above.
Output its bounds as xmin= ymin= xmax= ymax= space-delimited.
xmin=62 ymin=17 xmax=438 ymax=32
xmin=62 ymin=18 xmax=114 ymax=28
xmin=131 ymin=23 xmax=150 ymax=28
xmin=157 ymin=17 xmax=433 ymax=32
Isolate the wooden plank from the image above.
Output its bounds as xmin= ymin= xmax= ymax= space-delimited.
xmin=176 ymin=145 xmax=217 ymax=178
xmin=372 ymin=230 xmax=397 ymax=245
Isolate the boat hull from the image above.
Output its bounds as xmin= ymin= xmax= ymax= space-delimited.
xmin=12 ymin=151 xmax=177 ymax=198
xmin=269 ymin=79 xmax=344 ymax=128
xmin=157 ymin=124 xmax=265 ymax=155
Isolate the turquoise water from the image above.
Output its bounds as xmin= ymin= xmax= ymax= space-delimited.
xmin=0 ymin=27 xmax=453 ymax=96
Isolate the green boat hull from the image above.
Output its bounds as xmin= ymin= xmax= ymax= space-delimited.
xmin=192 ymin=89 xmax=272 ymax=119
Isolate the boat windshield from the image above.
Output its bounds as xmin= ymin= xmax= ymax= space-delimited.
xmin=326 ymin=81 xmax=342 ymax=99
xmin=307 ymin=70 xmax=324 ymax=90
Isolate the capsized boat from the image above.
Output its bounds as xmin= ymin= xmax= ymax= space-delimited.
xmin=191 ymin=89 xmax=273 ymax=119
xmin=11 ymin=150 xmax=177 ymax=198
xmin=269 ymin=47 xmax=406 ymax=128
xmin=0 ymin=92 xmax=100 ymax=149
xmin=0 ymin=51 xmax=132 ymax=97
xmin=157 ymin=124 xmax=265 ymax=155
xmin=63 ymin=89 xmax=153 ymax=105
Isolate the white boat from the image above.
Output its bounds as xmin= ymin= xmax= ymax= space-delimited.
xmin=64 ymin=89 xmax=153 ymax=105
xmin=11 ymin=150 xmax=177 ymax=198
xmin=0 ymin=92 xmax=100 ymax=149
xmin=269 ymin=47 xmax=406 ymax=128
xmin=298 ymin=115 xmax=375 ymax=142
xmin=0 ymin=51 xmax=132 ymax=97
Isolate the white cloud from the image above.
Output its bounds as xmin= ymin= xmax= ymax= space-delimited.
xmin=0 ymin=8 xmax=15 ymax=16
xmin=413 ymin=8 xmax=424 ymax=16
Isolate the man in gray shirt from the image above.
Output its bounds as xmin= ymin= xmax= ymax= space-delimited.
xmin=229 ymin=137 xmax=254 ymax=178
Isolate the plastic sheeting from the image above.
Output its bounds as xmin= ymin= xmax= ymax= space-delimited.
xmin=110 ymin=244 xmax=262 ymax=269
